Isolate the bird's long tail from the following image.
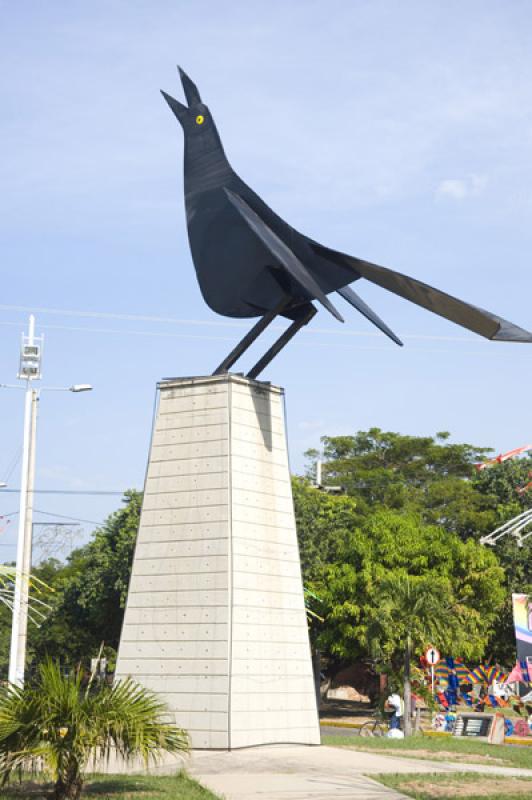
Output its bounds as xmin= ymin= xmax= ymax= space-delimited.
xmin=311 ymin=242 xmax=532 ymax=343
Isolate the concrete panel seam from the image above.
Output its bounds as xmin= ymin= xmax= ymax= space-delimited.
xmin=230 ymin=517 xmax=294 ymax=530
xmin=151 ymin=437 xmax=228 ymax=449
xmin=140 ymin=501 xmax=229 ymax=511
xmin=231 ymin=435 xmax=285 ymax=454
xmin=154 ymin=421 xmax=228 ymax=433
xmin=132 ymin=543 xmax=230 ymax=556
xmin=145 ymin=482 xmax=289 ymax=500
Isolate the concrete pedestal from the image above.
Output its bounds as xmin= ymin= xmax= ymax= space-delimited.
xmin=115 ymin=374 xmax=320 ymax=749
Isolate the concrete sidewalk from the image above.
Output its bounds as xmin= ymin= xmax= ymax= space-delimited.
xmin=187 ymin=744 xmax=532 ymax=799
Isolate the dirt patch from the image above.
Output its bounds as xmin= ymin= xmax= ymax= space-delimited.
xmin=400 ymin=776 xmax=532 ymax=797
xmin=392 ymin=749 xmax=507 ymax=765
xmin=347 ymin=744 xmax=509 ymax=765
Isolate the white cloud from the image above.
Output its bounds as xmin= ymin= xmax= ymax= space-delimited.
xmin=436 ymin=174 xmax=488 ymax=200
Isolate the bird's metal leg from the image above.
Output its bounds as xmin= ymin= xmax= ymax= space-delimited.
xmin=212 ymin=298 xmax=289 ymax=375
xmin=247 ymin=304 xmax=317 ymax=380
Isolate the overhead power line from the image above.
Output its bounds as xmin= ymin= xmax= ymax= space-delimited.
xmin=0 ymin=509 xmax=103 ymax=532
xmin=1 ymin=448 xmax=22 ymax=486
xmin=0 ymin=304 xmax=248 ymax=329
xmin=33 ymin=509 xmax=103 ymax=526
xmin=0 ymin=489 xmax=124 ymax=496
xmin=0 ymin=302 xmax=476 ymax=343
xmin=0 ymin=320 xmax=236 ymax=343
xmin=0 ymin=320 xmax=503 ymax=357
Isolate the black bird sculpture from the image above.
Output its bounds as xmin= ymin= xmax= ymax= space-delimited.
xmin=162 ymin=68 xmax=532 ymax=378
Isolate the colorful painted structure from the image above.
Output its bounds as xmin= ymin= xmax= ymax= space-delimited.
xmin=512 ymin=593 xmax=532 ymax=669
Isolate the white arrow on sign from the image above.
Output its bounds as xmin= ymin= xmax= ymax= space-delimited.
xmin=425 ymin=647 xmax=440 ymax=666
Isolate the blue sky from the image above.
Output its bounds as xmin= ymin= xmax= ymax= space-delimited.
xmin=1 ymin=0 xmax=532 ymax=559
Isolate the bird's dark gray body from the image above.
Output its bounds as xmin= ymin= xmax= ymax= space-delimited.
xmin=162 ymin=68 xmax=532 ymax=360
xmin=181 ymin=121 xmax=352 ymax=322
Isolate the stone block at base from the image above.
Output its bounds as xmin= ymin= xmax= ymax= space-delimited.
xmin=115 ymin=374 xmax=320 ymax=748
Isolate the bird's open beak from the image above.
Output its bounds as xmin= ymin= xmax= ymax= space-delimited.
xmin=161 ymin=90 xmax=187 ymax=122
xmin=178 ymin=66 xmax=202 ymax=107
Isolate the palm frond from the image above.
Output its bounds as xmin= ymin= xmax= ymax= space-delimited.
xmin=0 ymin=660 xmax=188 ymax=795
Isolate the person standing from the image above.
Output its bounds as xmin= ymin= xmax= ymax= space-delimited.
xmin=385 ymin=689 xmax=404 ymax=730
xmin=447 ymin=668 xmax=459 ymax=708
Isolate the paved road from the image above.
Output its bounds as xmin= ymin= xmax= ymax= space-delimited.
xmin=188 ymin=746 xmax=409 ymax=799
xmin=187 ymin=743 xmax=532 ymax=800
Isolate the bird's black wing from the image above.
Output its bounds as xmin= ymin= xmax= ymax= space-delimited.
xmin=224 ymin=189 xmax=344 ymax=322
xmin=337 ymin=285 xmax=403 ymax=346
xmin=310 ymin=242 xmax=532 ymax=343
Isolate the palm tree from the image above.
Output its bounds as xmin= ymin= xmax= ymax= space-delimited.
xmin=0 ymin=660 xmax=188 ymax=799
xmin=367 ymin=573 xmax=454 ymax=737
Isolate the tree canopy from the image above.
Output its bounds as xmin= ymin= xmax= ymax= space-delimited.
xmin=302 ymin=506 xmax=504 ymax=665
xmin=298 ymin=429 xmax=532 ymax=669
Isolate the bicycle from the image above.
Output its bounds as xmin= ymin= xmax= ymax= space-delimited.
xmin=358 ymin=709 xmax=389 ymax=737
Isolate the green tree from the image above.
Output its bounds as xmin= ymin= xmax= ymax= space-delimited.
xmin=292 ymin=477 xmax=359 ymax=583
xmin=314 ymin=509 xmax=505 ymax=668
xmin=301 ymin=430 xmax=532 ymax=664
xmin=0 ymin=660 xmax=188 ymax=800
xmin=472 ymin=460 xmax=532 ymax=660
xmin=474 ymin=456 xmax=532 ymax=513
xmin=308 ymin=429 xmax=495 ymax=531
xmin=28 ymin=490 xmax=142 ymax=670
xmin=367 ymin=573 xmax=467 ymax=736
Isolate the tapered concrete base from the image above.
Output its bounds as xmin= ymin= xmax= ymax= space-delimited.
xmin=115 ymin=374 xmax=320 ymax=749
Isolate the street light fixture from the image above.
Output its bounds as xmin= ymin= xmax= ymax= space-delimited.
xmin=70 ymin=384 xmax=93 ymax=393
xmin=4 ymin=315 xmax=92 ymax=687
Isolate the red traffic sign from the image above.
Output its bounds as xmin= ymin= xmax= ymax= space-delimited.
xmin=425 ymin=646 xmax=440 ymax=666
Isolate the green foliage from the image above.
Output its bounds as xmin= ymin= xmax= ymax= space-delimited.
xmin=0 ymin=660 xmax=188 ymax=800
xmin=471 ymin=460 xmax=532 ymax=660
xmin=292 ymin=477 xmax=359 ymax=582
xmin=29 ymin=491 xmax=142 ymax=671
xmin=309 ymin=508 xmax=504 ymax=664
xmin=298 ymin=429 xmax=532 ymax=668
xmin=367 ymin=573 xmax=454 ymax=665
xmin=309 ymin=429 xmax=496 ymax=532
xmin=474 ymin=456 xmax=532 ymax=511
xmin=59 ymin=490 xmax=141 ymax=641
xmin=0 ymin=491 xmax=142 ymax=677
xmin=319 ymin=427 xmax=487 ymax=487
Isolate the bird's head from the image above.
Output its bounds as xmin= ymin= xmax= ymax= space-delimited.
xmin=161 ymin=67 xmax=223 ymax=155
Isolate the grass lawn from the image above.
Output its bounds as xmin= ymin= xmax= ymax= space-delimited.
xmin=0 ymin=772 xmax=220 ymax=799
xmin=374 ymin=771 xmax=532 ymax=799
xmin=325 ymin=733 xmax=532 ymax=769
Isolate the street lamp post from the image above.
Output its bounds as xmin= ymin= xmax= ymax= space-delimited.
xmin=6 ymin=315 xmax=92 ymax=687
xmin=9 ymin=316 xmax=42 ymax=686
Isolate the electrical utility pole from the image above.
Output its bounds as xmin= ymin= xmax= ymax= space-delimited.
xmin=8 ymin=315 xmax=43 ymax=686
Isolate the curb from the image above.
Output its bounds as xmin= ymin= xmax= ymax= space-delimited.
xmin=321 ymin=723 xmax=532 ymax=747
xmin=320 ymin=720 xmax=364 ymax=729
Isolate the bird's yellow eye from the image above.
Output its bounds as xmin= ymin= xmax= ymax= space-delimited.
xmin=196 ymin=115 xmax=205 ymax=125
